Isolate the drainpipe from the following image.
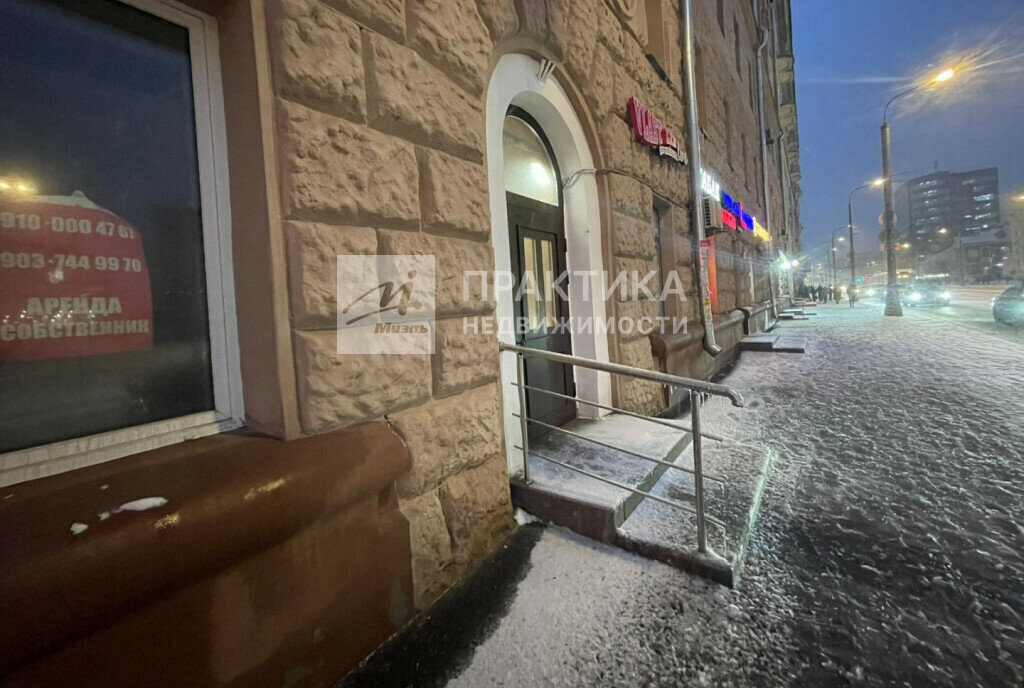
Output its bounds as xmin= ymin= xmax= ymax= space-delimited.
xmin=769 ymin=3 xmax=795 ymax=304
xmin=682 ymin=0 xmax=721 ymax=356
xmin=777 ymin=131 xmax=795 ymax=301
xmin=754 ymin=2 xmax=778 ymax=319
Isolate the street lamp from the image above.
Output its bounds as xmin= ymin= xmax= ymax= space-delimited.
xmin=830 ymin=226 xmax=847 ymax=287
xmin=880 ymin=67 xmax=957 ymax=316
xmin=847 ymin=177 xmax=884 ymax=288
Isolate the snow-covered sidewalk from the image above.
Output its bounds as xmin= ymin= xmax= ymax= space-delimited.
xmin=346 ymin=301 xmax=1024 ymax=688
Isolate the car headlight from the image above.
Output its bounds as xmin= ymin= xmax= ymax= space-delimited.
xmin=940 ymin=291 xmax=951 ymax=300
xmin=866 ymin=288 xmax=876 ymax=296
xmin=910 ymin=292 xmax=922 ymax=302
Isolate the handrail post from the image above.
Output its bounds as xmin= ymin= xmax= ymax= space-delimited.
xmin=515 ymin=352 xmax=532 ymax=484
xmin=690 ymin=390 xmax=708 ymax=554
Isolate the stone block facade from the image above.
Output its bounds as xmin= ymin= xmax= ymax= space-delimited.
xmin=260 ymin=0 xmax=801 ymax=611
xmin=0 ymin=0 xmax=804 ymax=679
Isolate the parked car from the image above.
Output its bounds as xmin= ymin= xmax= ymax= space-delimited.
xmin=903 ymin=285 xmax=952 ymax=307
xmin=993 ymin=285 xmax=1024 ymax=326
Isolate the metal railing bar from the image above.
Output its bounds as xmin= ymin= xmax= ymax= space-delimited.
xmin=515 ymin=446 xmax=726 ymax=529
xmin=512 ymin=413 xmax=726 ymax=485
xmin=513 ymin=382 xmax=725 ymax=442
xmin=500 ymin=342 xmax=744 ymax=407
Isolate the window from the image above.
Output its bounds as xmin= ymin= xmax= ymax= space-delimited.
xmin=644 ymin=0 xmax=669 ymax=74
xmin=734 ymin=19 xmax=741 ymax=71
xmin=742 ymin=133 xmax=749 ymax=187
xmin=520 ymin=236 xmax=557 ymax=330
xmin=0 ymin=0 xmax=241 ymax=483
xmin=653 ymin=205 xmax=666 ymax=318
xmin=724 ymin=102 xmax=733 ymax=167
xmin=503 ymin=115 xmax=558 ymax=206
xmin=749 ymin=60 xmax=757 ymax=113
xmin=694 ymin=44 xmax=708 ymax=127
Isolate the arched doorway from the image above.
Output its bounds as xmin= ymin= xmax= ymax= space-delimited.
xmin=502 ymin=107 xmax=575 ymax=437
xmin=485 ymin=53 xmax=612 ymax=476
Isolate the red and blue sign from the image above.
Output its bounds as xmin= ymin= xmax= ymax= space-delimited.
xmin=721 ymin=191 xmax=753 ymax=231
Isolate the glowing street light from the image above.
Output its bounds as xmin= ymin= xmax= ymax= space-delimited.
xmin=0 ymin=177 xmax=37 ymax=196
xmin=847 ymin=179 xmax=883 ymax=285
xmin=879 ymin=64 xmax=958 ymax=316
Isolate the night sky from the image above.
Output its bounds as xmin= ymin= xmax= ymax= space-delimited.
xmin=792 ymin=0 xmax=1024 ymax=263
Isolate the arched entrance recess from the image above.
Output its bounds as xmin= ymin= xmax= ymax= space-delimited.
xmin=485 ymin=54 xmax=611 ymax=475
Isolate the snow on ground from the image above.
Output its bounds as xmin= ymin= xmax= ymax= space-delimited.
xmin=447 ymin=300 xmax=1024 ymax=687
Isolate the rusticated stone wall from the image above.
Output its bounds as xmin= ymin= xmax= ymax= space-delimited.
xmin=261 ymin=0 xmax=793 ymax=608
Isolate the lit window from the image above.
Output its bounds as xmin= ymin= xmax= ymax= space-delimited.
xmin=0 ymin=0 xmax=241 ymax=482
xmin=503 ymin=116 xmax=558 ymax=206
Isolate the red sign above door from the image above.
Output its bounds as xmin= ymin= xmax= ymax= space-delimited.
xmin=626 ymin=97 xmax=685 ymax=164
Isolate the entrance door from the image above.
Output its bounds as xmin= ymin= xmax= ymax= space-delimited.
xmin=503 ymin=110 xmax=576 ymax=438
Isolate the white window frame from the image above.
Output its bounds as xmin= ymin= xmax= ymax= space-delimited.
xmin=0 ymin=0 xmax=243 ymax=488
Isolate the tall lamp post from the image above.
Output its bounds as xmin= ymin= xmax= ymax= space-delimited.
xmin=831 ymin=224 xmax=847 ymax=286
xmin=880 ymin=67 xmax=956 ymax=316
xmin=847 ymin=178 xmax=883 ymax=288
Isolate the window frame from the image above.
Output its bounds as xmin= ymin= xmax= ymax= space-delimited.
xmin=0 ymin=0 xmax=243 ymax=487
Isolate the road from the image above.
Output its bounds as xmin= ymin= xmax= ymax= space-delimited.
xmin=900 ymin=284 xmax=1024 ymax=345
xmin=343 ymin=302 xmax=1024 ymax=688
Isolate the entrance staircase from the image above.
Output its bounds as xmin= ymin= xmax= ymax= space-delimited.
xmin=501 ymin=342 xmax=772 ymax=588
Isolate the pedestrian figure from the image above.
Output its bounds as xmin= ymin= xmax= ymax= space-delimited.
xmin=848 ymin=283 xmax=857 ymax=308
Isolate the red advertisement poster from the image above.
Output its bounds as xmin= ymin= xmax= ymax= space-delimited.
xmin=0 ymin=192 xmax=153 ymax=361
xmin=700 ymin=236 xmax=719 ymax=314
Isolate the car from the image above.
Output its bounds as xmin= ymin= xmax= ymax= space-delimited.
xmin=993 ymin=285 xmax=1024 ymax=326
xmin=859 ymin=285 xmax=886 ymax=300
xmin=903 ymin=285 xmax=952 ymax=307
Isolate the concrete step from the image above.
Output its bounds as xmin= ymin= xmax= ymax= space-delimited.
xmin=616 ymin=439 xmax=776 ymax=588
xmin=773 ymin=337 xmax=806 ymax=353
xmin=740 ymin=334 xmax=780 ymax=351
xmin=740 ymin=334 xmax=806 ymax=353
xmin=510 ymin=414 xmax=691 ymax=545
xmin=510 ymin=410 xmax=776 ymax=588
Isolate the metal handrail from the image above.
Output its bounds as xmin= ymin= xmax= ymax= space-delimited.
xmin=518 ymin=382 xmax=726 ymax=442
xmin=500 ymin=342 xmax=745 ymax=407
xmin=502 ymin=342 xmax=743 ymax=557
xmin=512 ymin=411 xmax=727 ymax=484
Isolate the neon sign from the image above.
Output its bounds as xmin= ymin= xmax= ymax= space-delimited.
xmin=752 ymin=219 xmax=771 ymax=242
xmin=627 ymin=97 xmax=684 ymax=163
xmin=721 ymin=191 xmax=753 ymax=231
xmin=700 ymin=168 xmax=721 ymax=199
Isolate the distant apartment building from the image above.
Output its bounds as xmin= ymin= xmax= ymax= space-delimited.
xmin=895 ymin=167 xmax=1001 ymax=254
xmin=1006 ymin=193 xmax=1024 ymax=280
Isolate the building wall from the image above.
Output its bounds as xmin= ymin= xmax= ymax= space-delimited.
xmin=0 ymin=0 xmax=802 ymax=679
xmin=258 ymin=0 xmax=801 ymax=608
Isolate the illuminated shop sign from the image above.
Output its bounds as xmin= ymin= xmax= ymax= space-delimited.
xmin=721 ymin=191 xmax=753 ymax=231
xmin=700 ymin=165 xmax=766 ymax=238
xmin=699 ymin=167 xmax=721 ymax=199
xmin=627 ymin=97 xmax=685 ymax=163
